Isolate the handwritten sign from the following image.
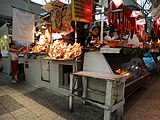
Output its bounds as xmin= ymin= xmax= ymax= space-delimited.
xmin=72 ymin=0 xmax=92 ymax=23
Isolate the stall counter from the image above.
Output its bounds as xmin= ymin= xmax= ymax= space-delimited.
xmin=24 ymin=53 xmax=81 ymax=96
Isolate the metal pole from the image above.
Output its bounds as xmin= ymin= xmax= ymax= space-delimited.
xmin=100 ymin=0 xmax=104 ymax=44
xmin=25 ymin=0 xmax=29 ymax=50
xmin=75 ymin=21 xmax=77 ymax=43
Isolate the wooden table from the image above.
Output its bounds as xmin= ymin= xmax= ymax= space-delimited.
xmin=69 ymin=71 xmax=126 ymax=120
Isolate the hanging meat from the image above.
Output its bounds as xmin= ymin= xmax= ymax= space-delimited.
xmin=32 ymin=29 xmax=51 ymax=53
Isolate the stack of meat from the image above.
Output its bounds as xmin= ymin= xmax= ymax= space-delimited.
xmin=109 ymin=40 xmax=128 ymax=48
xmin=32 ymin=29 xmax=51 ymax=53
xmin=116 ymin=69 xmax=132 ymax=79
xmin=48 ymin=40 xmax=82 ymax=60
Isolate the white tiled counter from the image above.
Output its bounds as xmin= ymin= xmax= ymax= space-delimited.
xmin=24 ymin=53 xmax=81 ymax=96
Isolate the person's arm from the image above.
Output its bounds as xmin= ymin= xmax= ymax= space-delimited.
xmin=86 ymin=36 xmax=91 ymax=47
xmin=9 ymin=47 xmax=23 ymax=53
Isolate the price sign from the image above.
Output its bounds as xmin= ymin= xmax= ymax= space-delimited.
xmin=72 ymin=0 xmax=92 ymax=23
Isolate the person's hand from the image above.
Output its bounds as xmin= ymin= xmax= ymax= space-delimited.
xmin=90 ymin=40 xmax=95 ymax=44
xmin=92 ymin=39 xmax=98 ymax=45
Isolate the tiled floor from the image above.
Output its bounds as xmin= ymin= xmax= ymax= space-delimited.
xmin=0 ymin=72 xmax=160 ymax=120
xmin=0 ymin=85 xmax=64 ymax=120
xmin=0 ymin=73 xmax=103 ymax=120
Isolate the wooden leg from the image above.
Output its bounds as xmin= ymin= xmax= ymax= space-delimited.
xmin=104 ymin=110 xmax=111 ymax=120
xmin=104 ymin=81 xmax=112 ymax=120
xmin=82 ymin=77 xmax=87 ymax=105
xmin=117 ymin=82 xmax=125 ymax=120
xmin=69 ymin=75 xmax=74 ymax=111
xmin=73 ymin=65 xmax=77 ymax=72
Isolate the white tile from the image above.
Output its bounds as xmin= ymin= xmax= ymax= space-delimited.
xmin=15 ymin=112 xmax=37 ymax=120
xmin=39 ymin=112 xmax=60 ymax=120
xmin=11 ymin=107 xmax=30 ymax=118
xmin=0 ymin=113 xmax=16 ymax=120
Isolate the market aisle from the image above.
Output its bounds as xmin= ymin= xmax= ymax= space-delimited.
xmin=124 ymin=72 xmax=160 ymax=120
xmin=1 ymin=72 xmax=160 ymax=120
xmin=0 ymin=73 xmax=103 ymax=120
xmin=0 ymin=74 xmax=66 ymax=120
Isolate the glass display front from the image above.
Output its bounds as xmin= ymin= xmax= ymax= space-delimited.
xmin=143 ymin=52 xmax=157 ymax=70
xmin=103 ymin=53 xmax=149 ymax=84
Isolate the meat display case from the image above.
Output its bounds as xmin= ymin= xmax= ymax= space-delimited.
xmin=103 ymin=52 xmax=150 ymax=97
xmin=82 ymin=48 xmax=150 ymax=102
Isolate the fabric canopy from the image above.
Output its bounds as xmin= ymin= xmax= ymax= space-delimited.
xmin=12 ymin=8 xmax=35 ymax=42
xmin=12 ymin=8 xmax=35 ymax=43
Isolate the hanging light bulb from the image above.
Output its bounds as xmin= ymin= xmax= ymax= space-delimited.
xmin=4 ymin=35 xmax=7 ymax=39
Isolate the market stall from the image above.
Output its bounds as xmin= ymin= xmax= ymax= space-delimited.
xmin=24 ymin=36 xmax=83 ymax=95
xmin=24 ymin=0 xmax=83 ymax=96
xmin=24 ymin=0 xmax=159 ymax=98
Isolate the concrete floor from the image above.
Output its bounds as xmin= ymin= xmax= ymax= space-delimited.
xmin=0 ymin=72 xmax=160 ymax=120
